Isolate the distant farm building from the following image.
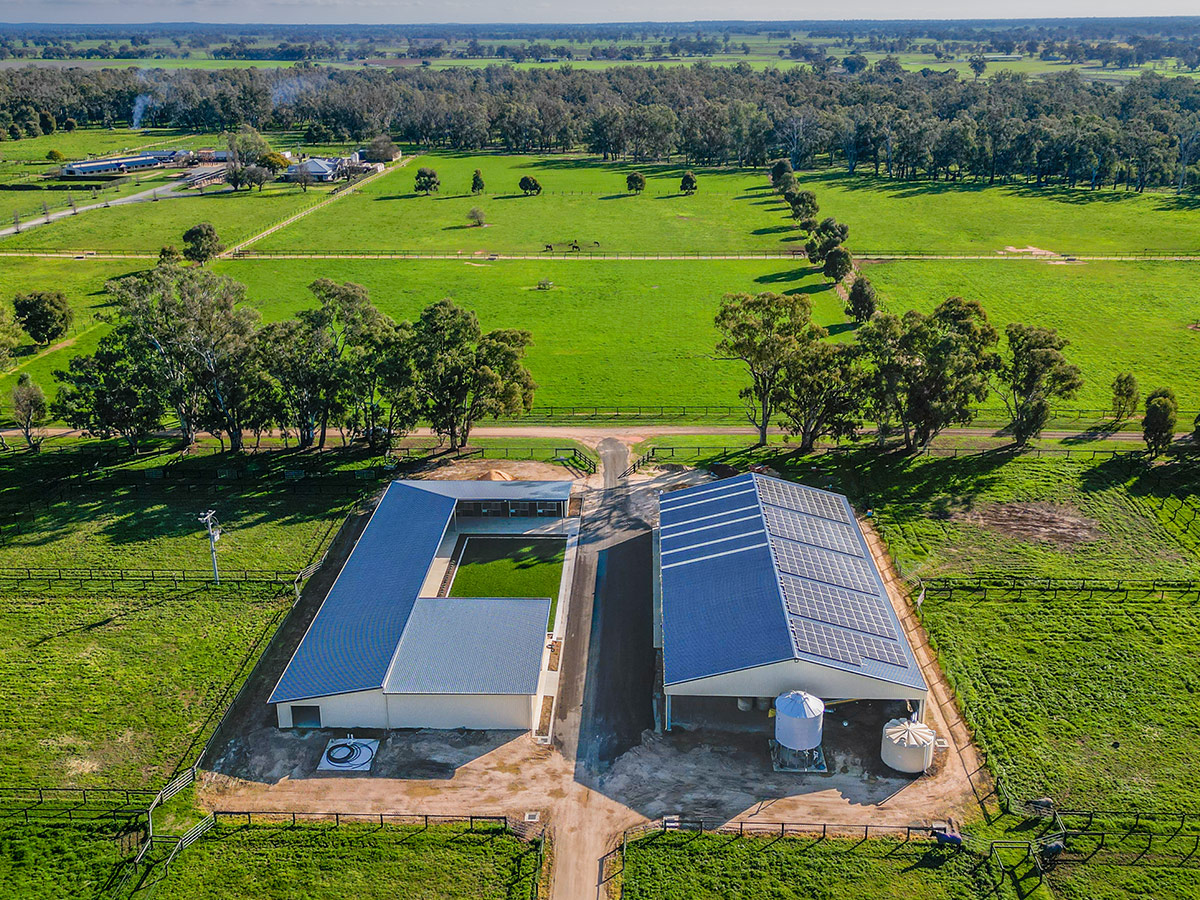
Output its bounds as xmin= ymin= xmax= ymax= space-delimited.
xmin=284 ymin=157 xmax=344 ymax=182
xmin=62 ymin=154 xmax=163 ymax=176
xmin=654 ymin=474 xmax=928 ymax=729
xmin=270 ymin=480 xmax=576 ymax=732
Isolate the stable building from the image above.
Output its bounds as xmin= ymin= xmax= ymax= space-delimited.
xmin=655 ymin=473 xmax=928 ymax=728
xmin=62 ymin=154 xmax=162 ymax=176
xmin=270 ymin=479 xmax=574 ymax=732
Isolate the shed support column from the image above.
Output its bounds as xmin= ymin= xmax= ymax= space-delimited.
xmin=665 ymin=694 xmax=673 ymax=732
xmin=916 ymin=697 xmax=927 ymax=723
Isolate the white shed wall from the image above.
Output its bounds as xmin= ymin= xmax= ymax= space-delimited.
xmin=666 ymin=658 xmax=927 ymax=704
xmin=276 ymin=689 xmax=389 ymax=729
xmin=386 ymin=693 xmax=534 ymax=730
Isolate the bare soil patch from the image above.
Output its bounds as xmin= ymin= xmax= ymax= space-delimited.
xmin=410 ymin=457 xmax=575 ymax=483
xmin=951 ymin=500 xmax=1102 ymax=547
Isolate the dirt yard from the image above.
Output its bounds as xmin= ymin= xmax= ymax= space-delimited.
xmin=952 ymin=500 xmax=1102 ymax=547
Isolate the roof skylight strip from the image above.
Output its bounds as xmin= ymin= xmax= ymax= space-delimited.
xmin=661 ymin=541 xmax=770 ymax=570
xmin=660 ymin=528 xmax=767 ymax=556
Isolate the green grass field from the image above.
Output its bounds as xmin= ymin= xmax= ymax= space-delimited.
xmin=0 ymin=586 xmax=288 ymax=787
xmin=851 ymin=454 xmax=1200 ymax=580
xmin=1047 ymin=854 xmax=1200 ymax=900
xmin=0 ymin=472 xmax=352 ymax=571
xmin=865 ymin=259 xmax=1200 ymax=410
xmin=153 ymin=821 xmax=542 ymax=900
xmin=207 ymin=257 xmax=838 ymax=408
xmin=619 ymin=832 xmax=1015 ymax=900
xmin=801 ymin=170 xmax=1200 ymax=255
xmin=921 ymin=592 xmax=1200 ymax=811
xmin=0 ymin=181 xmax=330 ymax=252
xmin=253 ymin=153 xmax=786 ymax=254
xmin=450 ymin=535 xmax=566 ymax=624
xmin=0 ymin=819 xmax=137 ymax=899
xmin=836 ymin=453 xmax=1200 ymax=810
xmin=0 ymin=128 xmax=197 ymax=163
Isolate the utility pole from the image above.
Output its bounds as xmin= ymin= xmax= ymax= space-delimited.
xmin=198 ymin=509 xmax=221 ymax=583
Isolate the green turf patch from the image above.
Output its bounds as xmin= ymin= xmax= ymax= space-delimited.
xmin=449 ymin=535 xmax=565 ymax=625
xmin=0 ymin=819 xmax=138 ymax=900
xmin=0 ymin=587 xmax=287 ymax=787
xmin=619 ymin=832 xmax=1014 ymax=900
xmin=154 ymin=821 xmax=542 ymax=900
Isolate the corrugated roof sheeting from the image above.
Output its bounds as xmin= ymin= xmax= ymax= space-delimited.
xmin=269 ymin=483 xmax=456 ymax=703
xmin=659 ymin=473 xmax=926 ymax=693
xmin=384 ymin=597 xmax=550 ymax=694
xmin=395 ymin=479 xmax=572 ymax=502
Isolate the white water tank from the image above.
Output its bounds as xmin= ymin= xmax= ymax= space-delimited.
xmin=881 ymin=717 xmax=937 ymax=773
xmin=774 ymin=691 xmax=824 ymax=750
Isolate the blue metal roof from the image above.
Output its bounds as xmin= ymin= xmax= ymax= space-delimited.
xmin=270 ymin=482 xmax=456 ymax=703
xmin=384 ymin=597 xmax=550 ymax=694
xmin=271 ymin=479 xmax=565 ymax=704
xmin=394 ymin=479 xmax=572 ymax=502
xmin=659 ymin=473 xmax=926 ymax=693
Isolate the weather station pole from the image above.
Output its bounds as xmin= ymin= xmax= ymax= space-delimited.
xmin=198 ymin=509 xmax=221 ymax=583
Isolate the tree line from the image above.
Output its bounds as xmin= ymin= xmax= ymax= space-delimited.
xmin=714 ymin=286 xmax=1187 ymax=455
xmin=5 ymin=262 xmax=536 ymax=453
xmin=3 ymin=62 xmax=1200 ymax=191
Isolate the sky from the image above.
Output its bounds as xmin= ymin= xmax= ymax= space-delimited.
xmin=0 ymin=0 xmax=1196 ymax=25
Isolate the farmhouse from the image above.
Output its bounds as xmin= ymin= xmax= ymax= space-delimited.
xmin=655 ymin=473 xmax=928 ymax=730
xmin=270 ymin=479 xmax=576 ymax=732
xmin=284 ymin=157 xmax=344 ymax=182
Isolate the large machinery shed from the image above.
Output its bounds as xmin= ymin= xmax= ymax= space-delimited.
xmin=655 ymin=473 xmax=928 ymax=726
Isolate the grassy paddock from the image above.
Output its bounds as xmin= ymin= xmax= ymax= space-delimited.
xmin=0 ymin=819 xmax=138 ymax=900
xmin=0 ymin=128 xmax=197 ymax=163
xmin=154 ymin=821 xmax=542 ymax=900
xmin=921 ymin=592 xmax=1200 ymax=811
xmin=212 ymin=257 xmax=840 ymax=408
xmin=850 ymin=454 xmax=1200 ymax=580
xmin=0 ymin=475 xmax=353 ymax=571
xmin=0 ymin=181 xmax=331 ymax=252
xmin=867 ymin=259 xmax=1200 ymax=411
xmin=803 ymin=169 xmax=1200 ymax=255
xmin=254 ymin=152 xmax=787 ymax=254
xmin=0 ymin=586 xmax=289 ymax=787
xmin=619 ymin=832 xmax=1014 ymax=900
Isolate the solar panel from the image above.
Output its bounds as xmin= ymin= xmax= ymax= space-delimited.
xmin=769 ymin=536 xmax=879 ymax=595
xmin=780 ymin=575 xmax=894 ymax=639
xmin=761 ymin=505 xmax=863 ymax=558
xmin=789 ymin=616 xmax=909 ymax=668
xmin=755 ymin=478 xmax=851 ymax=524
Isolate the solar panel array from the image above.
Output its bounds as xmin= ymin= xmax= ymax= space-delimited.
xmin=762 ymin=505 xmax=862 ymax=558
xmin=752 ymin=475 xmax=916 ymax=677
xmin=756 ymin=476 xmax=852 ymax=524
xmin=780 ymin=575 xmax=894 ymax=639
xmin=789 ymin=616 xmax=910 ymax=668
xmin=769 ymin=538 xmax=879 ymax=595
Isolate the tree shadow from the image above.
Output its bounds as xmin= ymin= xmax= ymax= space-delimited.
xmin=754 ymin=266 xmax=821 ymax=284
